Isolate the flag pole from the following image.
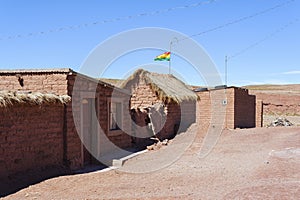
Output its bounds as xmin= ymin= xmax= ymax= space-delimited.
xmin=169 ymin=41 xmax=172 ymax=74
xmin=225 ymin=55 xmax=228 ymax=87
xmin=169 ymin=37 xmax=178 ymax=75
xmin=224 ymin=55 xmax=228 ymax=129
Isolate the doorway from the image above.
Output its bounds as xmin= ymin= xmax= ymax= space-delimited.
xmin=81 ymin=98 xmax=99 ymax=166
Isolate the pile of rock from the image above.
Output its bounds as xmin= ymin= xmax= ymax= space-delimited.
xmin=146 ymin=138 xmax=169 ymax=151
xmin=268 ymin=117 xmax=293 ymax=127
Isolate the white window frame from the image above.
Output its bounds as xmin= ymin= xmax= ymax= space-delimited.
xmin=108 ymin=98 xmax=124 ymax=134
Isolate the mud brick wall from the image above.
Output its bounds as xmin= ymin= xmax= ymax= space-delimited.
xmin=130 ymin=80 xmax=162 ymax=108
xmin=197 ymin=88 xmax=234 ymax=129
xmin=158 ymin=102 xmax=181 ymax=140
xmin=197 ymin=87 xmax=256 ymax=130
xmin=0 ymin=104 xmax=64 ymax=178
xmin=225 ymin=89 xmax=235 ymax=129
xmin=250 ymin=92 xmax=300 ymax=116
xmin=130 ymin=109 xmax=154 ymax=146
xmin=178 ymin=100 xmax=196 ymax=131
xmin=234 ymin=88 xmax=256 ymax=128
xmin=129 ymin=81 xmax=168 ymax=140
xmin=256 ymin=100 xmax=263 ymax=127
xmin=129 ymin=80 xmax=196 ymax=140
xmin=0 ymin=73 xmax=68 ymax=95
xmin=63 ymin=101 xmax=82 ymax=169
xmin=196 ymin=91 xmax=211 ymax=132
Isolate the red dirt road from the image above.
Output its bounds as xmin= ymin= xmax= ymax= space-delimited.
xmin=2 ymin=125 xmax=300 ymax=199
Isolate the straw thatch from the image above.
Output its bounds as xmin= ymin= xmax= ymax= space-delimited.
xmin=121 ymin=69 xmax=198 ymax=103
xmin=0 ymin=91 xmax=71 ymax=107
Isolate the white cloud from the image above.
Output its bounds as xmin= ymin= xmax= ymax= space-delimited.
xmin=282 ymin=70 xmax=300 ymax=75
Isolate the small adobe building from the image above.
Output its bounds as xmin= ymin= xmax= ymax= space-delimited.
xmin=195 ymin=86 xmax=261 ymax=130
xmin=121 ymin=69 xmax=198 ymax=142
xmin=0 ymin=68 xmax=132 ymax=178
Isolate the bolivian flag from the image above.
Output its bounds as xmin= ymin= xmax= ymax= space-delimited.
xmin=154 ymin=52 xmax=170 ymax=61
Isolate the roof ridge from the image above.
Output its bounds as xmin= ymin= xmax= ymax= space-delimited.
xmin=0 ymin=68 xmax=73 ymax=74
xmin=122 ymin=68 xmax=198 ymax=103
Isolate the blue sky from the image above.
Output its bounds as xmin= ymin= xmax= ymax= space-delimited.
xmin=0 ymin=0 xmax=299 ymax=86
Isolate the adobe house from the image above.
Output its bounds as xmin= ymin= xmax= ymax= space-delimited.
xmin=0 ymin=68 xmax=132 ymax=178
xmin=121 ymin=69 xmax=198 ymax=143
xmin=195 ymin=86 xmax=260 ymax=130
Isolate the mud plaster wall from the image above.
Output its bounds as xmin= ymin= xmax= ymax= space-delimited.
xmin=0 ymin=103 xmax=64 ymax=178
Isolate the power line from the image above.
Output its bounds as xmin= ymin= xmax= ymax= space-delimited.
xmin=0 ymin=0 xmax=217 ymax=41
xmin=224 ymin=18 xmax=298 ymax=87
xmin=228 ymin=18 xmax=299 ymax=60
xmin=1 ymin=0 xmax=296 ymax=43
xmin=179 ymin=0 xmax=296 ymax=41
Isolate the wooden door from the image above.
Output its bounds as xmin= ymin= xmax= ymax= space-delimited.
xmin=82 ymin=98 xmax=99 ymax=165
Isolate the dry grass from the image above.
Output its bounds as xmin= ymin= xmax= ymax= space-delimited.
xmin=99 ymin=78 xmax=123 ymax=86
xmin=121 ymin=69 xmax=198 ymax=103
xmin=0 ymin=91 xmax=71 ymax=107
xmin=244 ymin=84 xmax=300 ymax=91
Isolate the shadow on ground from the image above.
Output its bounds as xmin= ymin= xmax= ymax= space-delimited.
xmin=0 ymin=147 xmax=145 ymax=197
xmin=0 ymin=164 xmax=108 ymax=197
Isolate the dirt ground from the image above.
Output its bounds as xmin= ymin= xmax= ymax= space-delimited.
xmin=1 ymin=124 xmax=300 ymax=199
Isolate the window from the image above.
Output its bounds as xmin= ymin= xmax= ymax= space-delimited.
xmin=109 ymin=102 xmax=122 ymax=130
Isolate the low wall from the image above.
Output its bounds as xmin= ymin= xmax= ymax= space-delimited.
xmin=0 ymin=103 xmax=64 ymax=178
xmin=250 ymin=92 xmax=300 ymax=116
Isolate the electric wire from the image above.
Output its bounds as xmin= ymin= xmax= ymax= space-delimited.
xmin=178 ymin=0 xmax=296 ymax=42
xmin=228 ymin=18 xmax=299 ymax=60
xmin=0 ymin=0 xmax=217 ymax=41
xmin=1 ymin=0 xmax=296 ymax=41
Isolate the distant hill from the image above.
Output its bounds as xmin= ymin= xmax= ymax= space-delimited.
xmin=243 ymin=84 xmax=300 ymax=94
xmin=243 ymin=84 xmax=300 ymax=91
xmin=99 ymin=78 xmax=123 ymax=87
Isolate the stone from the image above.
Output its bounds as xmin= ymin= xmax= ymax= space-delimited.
xmin=268 ymin=117 xmax=293 ymax=127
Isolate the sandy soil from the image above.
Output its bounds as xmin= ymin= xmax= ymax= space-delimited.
xmin=2 ymin=125 xmax=300 ymax=200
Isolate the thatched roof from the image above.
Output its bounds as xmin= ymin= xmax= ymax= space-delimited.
xmin=98 ymin=78 xmax=123 ymax=87
xmin=121 ymin=69 xmax=198 ymax=103
xmin=0 ymin=91 xmax=71 ymax=107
